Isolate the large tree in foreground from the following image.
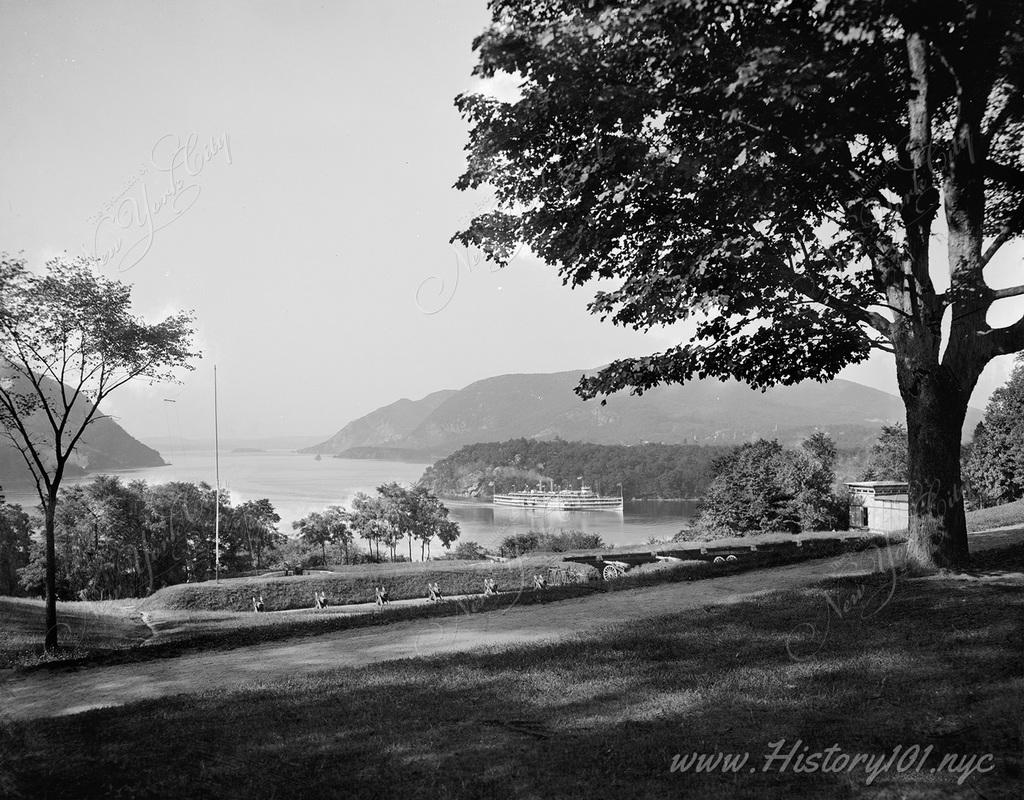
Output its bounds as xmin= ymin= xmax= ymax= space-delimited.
xmin=454 ymin=0 xmax=1024 ymax=568
xmin=0 ymin=254 xmax=197 ymax=649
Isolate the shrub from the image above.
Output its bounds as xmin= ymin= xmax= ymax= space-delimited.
xmin=535 ymin=529 xmax=606 ymax=552
xmin=499 ymin=532 xmax=540 ymax=558
xmin=451 ymin=541 xmax=489 ymax=560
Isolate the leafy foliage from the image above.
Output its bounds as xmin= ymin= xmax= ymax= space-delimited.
xmin=450 ymin=540 xmax=489 ymax=561
xmin=860 ymin=423 xmax=909 ymax=481
xmin=454 ymin=0 xmax=1024 ymax=568
xmin=964 ymin=358 xmax=1024 ymax=506
xmin=693 ymin=435 xmax=846 ymax=537
xmin=17 ymin=477 xmax=285 ymax=600
xmin=498 ymin=532 xmax=540 ymax=559
xmin=498 ymin=529 xmax=607 ymax=557
xmin=455 ymin=1 xmax=1022 ymax=391
xmin=0 ymin=503 xmax=33 ymax=596
xmin=0 ymin=255 xmax=198 ymax=500
xmin=346 ymin=485 xmax=460 ymax=562
xmin=292 ymin=506 xmax=352 ymax=567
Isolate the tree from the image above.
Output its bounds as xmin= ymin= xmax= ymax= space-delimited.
xmin=694 ymin=436 xmax=846 ymax=536
xmin=292 ymin=506 xmax=350 ymax=566
xmin=144 ymin=481 xmax=222 ymax=585
xmin=964 ymin=356 xmax=1024 ymax=505
xmin=0 ymin=503 xmax=33 ymax=596
xmin=862 ymin=423 xmax=910 ymax=481
xmin=0 ymin=254 xmax=197 ymax=648
xmin=406 ymin=486 xmax=460 ymax=560
xmin=797 ymin=433 xmax=845 ymax=530
xmin=455 ymin=2 xmax=1024 ymax=569
xmin=377 ymin=482 xmax=417 ymax=560
xmin=234 ymin=499 xmax=284 ymax=570
xmin=349 ymin=492 xmax=391 ymax=561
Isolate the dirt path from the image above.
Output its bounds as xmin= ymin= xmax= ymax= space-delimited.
xmin=2 ymin=530 xmax=1018 ymax=721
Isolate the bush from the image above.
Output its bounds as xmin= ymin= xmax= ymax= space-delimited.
xmin=535 ymin=529 xmax=606 ymax=552
xmin=450 ymin=541 xmax=489 ymax=560
xmin=498 ymin=532 xmax=540 ymax=558
xmin=498 ymin=530 xmax=607 ymax=557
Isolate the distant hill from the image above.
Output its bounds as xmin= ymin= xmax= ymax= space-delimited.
xmin=333 ymin=446 xmax=442 ymax=462
xmin=300 ymin=390 xmax=458 ymax=455
xmin=303 ymin=368 xmax=983 ymax=460
xmin=0 ymin=370 xmax=165 ymax=491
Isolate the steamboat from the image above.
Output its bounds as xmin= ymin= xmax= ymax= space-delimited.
xmin=492 ymin=481 xmax=623 ymax=511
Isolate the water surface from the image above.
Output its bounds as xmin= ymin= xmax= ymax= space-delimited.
xmin=3 ymin=450 xmax=697 ymax=549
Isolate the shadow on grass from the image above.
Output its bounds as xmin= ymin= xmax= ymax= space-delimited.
xmin=2 ymin=564 xmax=1020 ymax=800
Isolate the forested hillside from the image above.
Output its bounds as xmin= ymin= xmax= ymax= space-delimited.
xmin=417 ymin=439 xmax=733 ymax=499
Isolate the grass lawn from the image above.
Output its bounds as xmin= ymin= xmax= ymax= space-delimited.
xmin=967 ymin=498 xmax=1024 ymax=532
xmin=138 ymin=552 xmax=593 ymax=613
xmin=139 ymin=531 xmax=896 ymax=615
xmin=0 ymin=598 xmax=149 ymax=668
xmin=2 ymin=546 xmax=1020 ymax=799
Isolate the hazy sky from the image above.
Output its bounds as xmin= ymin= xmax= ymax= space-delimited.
xmin=2 ymin=1 xmax=1021 ymax=443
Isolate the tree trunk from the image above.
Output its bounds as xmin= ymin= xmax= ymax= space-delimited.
xmin=143 ymin=542 xmax=155 ymax=596
xmin=903 ymin=374 xmax=971 ymax=570
xmin=44 ymin=494 xmax=58 ymax=651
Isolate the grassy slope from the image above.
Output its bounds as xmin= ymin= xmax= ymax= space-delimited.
xmin=143 ymin=532 xmax=895 ymax=613
xmin=967 ymin=499 xmax=1024 ymax=532
xmin=2 ymin=546 xmax=1020 ymax=800
xmin=0 ymin=598 xmax=148 ymax=667
xmin=139 ymin=555 xmax=594 ymax=613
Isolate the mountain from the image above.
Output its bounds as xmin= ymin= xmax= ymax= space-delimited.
xmin=0 ymin=371 xmax=165 ymax=491
xmin=304 ymin=368 xmax=985 ymax=459
xmin=300 ymin=389 xmax=458 ymax=455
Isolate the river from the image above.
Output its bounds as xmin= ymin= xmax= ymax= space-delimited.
xmin=2 ymin=450 xmax=698 ymax=550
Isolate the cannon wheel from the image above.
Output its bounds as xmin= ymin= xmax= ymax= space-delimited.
xmin=726 ymin=554 xmax=738 ymax=563
xmin=713 ymin=556 xmax=725 ymax=564
xmin=603 ymin=564 xmax=621 ymax=580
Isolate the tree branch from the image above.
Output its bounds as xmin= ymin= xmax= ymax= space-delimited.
xmin=985 ymin=160 xmax=1024 ymax=190
xmin=992 ymin=284 xmax=1024 ymax=301
xmin=988 ymin=312 xmax=1024 ymax=356
xmin=744 ymin=224 xmax=892 ymax=339
xmin=0 ymin=388 xmax=53 ymax=498
xmin=2 ymin=335 xmax=61 ymax=437
xmin=980 ymin=201 xmax=1024 ymax=268
xmin=983 ymin=86 xmax=1021 ymax=149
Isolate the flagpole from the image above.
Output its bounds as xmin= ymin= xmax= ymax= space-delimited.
xmin=214 ymin=364 xmax=220 ymax=583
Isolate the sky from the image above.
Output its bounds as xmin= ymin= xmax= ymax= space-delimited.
xmin=1 ymin=0 xmax=1021 ymax=444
